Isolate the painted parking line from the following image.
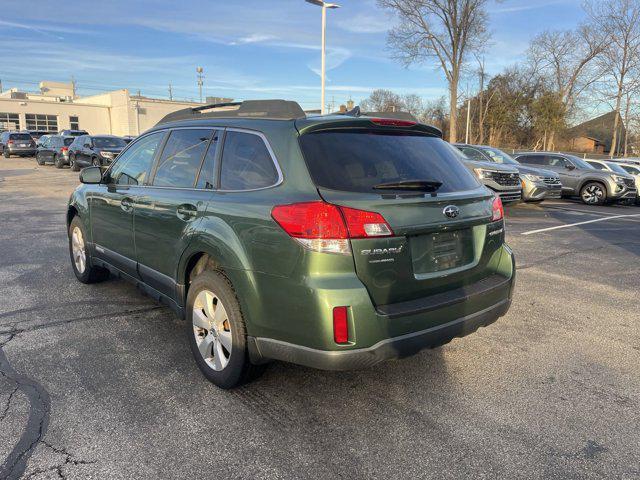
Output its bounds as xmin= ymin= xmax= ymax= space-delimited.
xmin=521 ymin=213 xmax=640 ymax=235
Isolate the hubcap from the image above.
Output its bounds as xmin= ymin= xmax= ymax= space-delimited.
xmin=192 ymin=290 xmax=232 ymax=371
xmin=71 ymin=227 xmax=86 ymax=273
xmin=582 ymin=185 xmax=603 ymax=204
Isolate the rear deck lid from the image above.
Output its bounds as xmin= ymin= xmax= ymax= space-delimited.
xmin=298 ymin=125 xmax=501 ymax=306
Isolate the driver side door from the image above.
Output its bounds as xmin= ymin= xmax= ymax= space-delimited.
xmin=90 ymin=131 xmax=166 ymax=276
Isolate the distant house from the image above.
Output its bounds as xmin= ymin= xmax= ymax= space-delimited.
xmin=566 ymin=111 xmax=626 ymax=155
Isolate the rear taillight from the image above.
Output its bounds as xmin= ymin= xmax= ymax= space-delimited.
xmin=370 ymin=118 xmax=416 ymax=127
xmin=61 ymin=147 xmax=68 ymax=153
xmin=333 ymin=306 xmax=349 ymax=344
xmin=7 ymin=140 xmax=13 ymax=145
xmin=271 ymin=201 xmax=394 ymax=255
xmin=492 ymin=196 xmax=504 ymax=222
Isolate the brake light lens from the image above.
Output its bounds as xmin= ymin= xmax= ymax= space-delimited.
xmin=370 ymin=118 xmax=416 ymax=127
xmin=271 ymin=201 xmax=394 ymax=254
xmin=7 ymin=140 xmax=14 ymax=145
xmin=333 ymin=306 xmax=349 ymax=344
xmin=492 ymin=196 xmax=504 ymax=222
xmin=61 ymin=146 xmax=69 ymax=153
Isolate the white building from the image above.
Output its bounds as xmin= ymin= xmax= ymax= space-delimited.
xmin=0 ymin=81 xmax=229 ymax=136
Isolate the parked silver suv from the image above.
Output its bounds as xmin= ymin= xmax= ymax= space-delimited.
xmin=514 ymin=152 xmax=636 ymax=205
xmin=586 ymin=159 xmax=639 ymax=205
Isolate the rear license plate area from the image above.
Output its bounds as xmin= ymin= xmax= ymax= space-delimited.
xmin=410 ymin=229 xmax=474 ymax=274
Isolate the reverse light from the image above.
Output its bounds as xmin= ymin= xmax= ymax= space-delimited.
xmin=271 ymin=201 xmax=394 ymax=255
xmin=492 ymin=196 xmax=504 ymax=222
xmin=333 ymin=306 xmax=349 ymax=344
xmin=370 ymin=118 xmax=417 ymax=127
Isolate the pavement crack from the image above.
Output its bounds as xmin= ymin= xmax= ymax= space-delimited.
xmin=0 ymin=385 xmax=19 ymax=422
xmin=21 ymin=441 xmax=96 ymax=479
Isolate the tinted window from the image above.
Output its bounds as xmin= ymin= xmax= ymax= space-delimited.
xmin=220 ymin=131 xmax=278 ymax=190
xmin=459 ymin=147 xmax=487 ymax=161
xmin=63 ymin=137 xmax=74 ymax=146
xmin=587 ymin=161 xmax=605 ymax=170
xmin=517 ymin=155 xmax=543 ymax=165
xmin=622 ymin=165 xmax=640 ymax=175
xmin=93 ymin=137 xmax=127 ymax=149
xmin=196 ymin=131 xmax=220 ymax=189
xmin=9 ymin=133 xmax=32 ymax=141
xmin=546 ymin=156 xmax=571 ymax=167
xmin=109 ymin=132 xmax=164 ymax=185
xmin=299 ymin=130 xmax=479 ymax=193
xmin=153 ymin=129 xmax=213 ymax=188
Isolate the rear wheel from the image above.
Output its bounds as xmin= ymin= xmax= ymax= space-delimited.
xmin=580 ymin=182 xmax=606 ymax=205
xmin=70 ymin=155 xmax=80 ymax=172
xmin=68 ymin=216 xmax=109 ymax=283
xmin=3 ymin=150 xmax=9 ymax=159
xmin=36 ymin=153 xmax=45 ymax=165
xmin=186 ymin=270 xmax=264 ymax=389
xmin=54 ymin=155 xmax=64 ymax=169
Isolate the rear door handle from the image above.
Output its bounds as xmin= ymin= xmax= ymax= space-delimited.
xmin=120 ymin=197 xmax=134 ymax=212
xmin=176 ymin=204 xmax=198 ymax=221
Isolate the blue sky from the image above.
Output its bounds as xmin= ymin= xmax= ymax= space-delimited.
xmin=1 ymin=0 xmax=585 ymax=109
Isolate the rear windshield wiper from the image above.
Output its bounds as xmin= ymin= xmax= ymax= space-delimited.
xmin=373 ymin=180 xmax=443 ymax=192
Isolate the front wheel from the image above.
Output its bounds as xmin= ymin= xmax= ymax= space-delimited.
xmin=70 ymin=155 xmax=80 ymax=172
xmin=186 ymin=270 xmax=265 ymax=389
xmin=68 ymin=216 xmax=109 ymax=283
xmin=580 ymin=182 xmax=606 ymax=205
xmin=92 ymin=157 xmax=101 ymax=167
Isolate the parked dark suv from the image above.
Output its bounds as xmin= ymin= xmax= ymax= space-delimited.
xmin=0 ymin=131 xmax=37 ymax=158
xmin=67 ymin=100 xmax=516 ymax=388
xmin=36 ymin=135 xmax=75 ymax=168
xmin=514 ymin=152 xmax=636 ymax=205
xmin=68 ymin=135 xmax=128 ymax=170
xmin=58 ymin=129 xmax=89 ymax=137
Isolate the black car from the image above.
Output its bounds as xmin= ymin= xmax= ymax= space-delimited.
xmin=68 ymin=135 xmax=128 ymax=171
xmin=58 ymin=129 xmax=89 ymax=137
xmin=0 ymin=131 xmax=37 ymax=158
xmin=36 ymin=135 xmax=75 ymax=168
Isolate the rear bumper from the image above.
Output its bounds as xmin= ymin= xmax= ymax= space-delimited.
xmin=248 ymin=298 xmax=511 ymax=370
xmin=7 ymin=147 xmax=36 ymax=155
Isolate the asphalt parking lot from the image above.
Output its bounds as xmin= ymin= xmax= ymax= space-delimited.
xmin=1 ymin=157 xmax=639 ymax=479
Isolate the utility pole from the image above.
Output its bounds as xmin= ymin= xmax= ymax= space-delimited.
xmin=168 ymin=83 xmax=173 ymax=101
xmin=0 ymin=79 xmax=3 ymax=94
xmin=465 ymin=98 xmax=471 ymax=144
xmin=196 ymin=67 xmax=204 ymax=103
xmin=71 ymin=75 xmax=77 ymax=98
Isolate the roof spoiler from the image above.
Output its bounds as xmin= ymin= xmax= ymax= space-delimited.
xmin=157 ymin=99 xmax=306 ymax=125
xmin=362 ymin=111 xmax=419 ymax=122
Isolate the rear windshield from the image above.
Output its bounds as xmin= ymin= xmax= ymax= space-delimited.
xmin=299 ymin=130 xmax=480 ymax=193
xmin=93 ymin=137 xmax=127 ymax=148
xmin=63 ymin=138 xmax=75 ymax=146
xmin=10 ymin=133 xmax=32 ymax=141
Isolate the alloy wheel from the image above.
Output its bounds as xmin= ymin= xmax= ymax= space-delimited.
xmin=71 ymin=226 xmax=86 ymax=273
xmin=192 ymin=290 xmax=232 ymax=371
xmin=582 ymin=185 xmax=604 ymax=204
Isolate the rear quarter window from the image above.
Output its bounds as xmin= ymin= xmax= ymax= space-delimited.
xmin=10 ymin=133 xmax=32 ymax=141
xmin=219 ymin=131 xmax=279 ymax=190
xmin=299 ymin=130 xmax=480 ymax=193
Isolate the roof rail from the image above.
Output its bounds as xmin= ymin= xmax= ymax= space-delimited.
xmin=157 ymin=99 xmax=306 ymax=125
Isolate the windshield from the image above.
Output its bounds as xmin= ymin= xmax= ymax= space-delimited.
xmin=93 ymin=137 xmax=127 ymax=148
xmin=605 ymin=162 xmax=628 ymax=174
xmin=479 ymin=147 xmax=520 ymax=165
xmin=566 ymin=155 xmax=594 ymax=169
xmin=299 ymin=130 xmax=480 ymax=194
xmin=621 ymin=164 xmax=640 ymax=175
xmin=10 ymin=133 xmax=32 ymax=141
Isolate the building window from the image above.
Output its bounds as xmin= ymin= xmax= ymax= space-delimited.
xmin=0 ymin=112 xmax=20 ymax=130
xmin=69 ymin=116 xmax=79 ymax=130
xmin=25 ymin=114 xmax=58 ymax=132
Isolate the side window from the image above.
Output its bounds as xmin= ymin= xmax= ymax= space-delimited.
xmin=519 ymin=155 xmax=541 ymax=165
xmin=460 ymin=147 xmax=486 ymax=161
xmin=588 ymin=162 xmax=605 ymax=170
xmin=546 ymin=156 xmax=568 ymax=167
xmin=152 ymin=129 xmax=213 ymax=188
xmin=109 ymin=132 xmax=164 ymax=186
xmin=219 ymin=131 xmax=279 ymax=190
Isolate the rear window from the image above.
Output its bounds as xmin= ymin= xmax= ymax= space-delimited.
xmin=63 ymin=138 xmax=74 ymax=146
xmin=93 ymin=137 xmax=127 ymax=148
xmin=299 ymin=130 xmax=480 ymax=193
xmin=10 ymin=133 xmax=32 ymax=141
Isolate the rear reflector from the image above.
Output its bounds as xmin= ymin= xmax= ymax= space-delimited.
xmin=271 ymin=201 xmax=394 ymax=254
xmin=492 ymin=196 xmax=504 ymax=222
xmin=333 ymin=306 xmax=349 ymax=344
xmin=370 ymin=118 xmax=417 ymax=127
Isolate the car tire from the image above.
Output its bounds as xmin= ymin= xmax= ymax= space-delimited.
xmin=54 ymin=155 xmax=64 ymax=169
xmin=580 ymin=182 xmax=606 ymax=206
xmin=70 ymin=155 xmax=80 ymax=172
xmin=3 ymin=150 xmax=9 ymax=159
xmin=36 ymin=153 xmax=45 ymax=165
xmin=91 ymin=157 xmax=101 ymax=167
xmin=68 ymin=216 xmax=109 ymax=284
xmin=186 ymin=270 xmax=265 ymax=389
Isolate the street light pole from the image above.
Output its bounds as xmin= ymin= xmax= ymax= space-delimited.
xmin=306 ymin=0 xmax=340 ymax=114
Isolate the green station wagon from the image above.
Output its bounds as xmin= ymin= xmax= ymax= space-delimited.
xmin=67 ymin=100 xmax=515 ymax=388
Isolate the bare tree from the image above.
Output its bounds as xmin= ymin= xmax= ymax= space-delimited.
xmin=378 ymin=0 xmax=491 ymax=142
xmin=527 ymin=25 xmax=605 ymax=149
xmin=585 ymin=0 xmax=640 ymax=157
xmin=360 ymin=89 xmax=405 ymax=112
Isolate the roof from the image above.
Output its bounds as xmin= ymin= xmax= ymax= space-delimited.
xmin=567 ymin=111 xmax=624 ymax=151
xmin=157 ymin=100 xmax=306 ymax=125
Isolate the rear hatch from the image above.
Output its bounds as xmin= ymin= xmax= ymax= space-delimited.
xmin=297 ymin=119 xmax=503 ymax=307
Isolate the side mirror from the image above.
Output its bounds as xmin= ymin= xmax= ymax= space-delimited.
xmin=566 ymin=164 xmax=576 ymax=170
xmin=79 ymin=166 xmax=103 ymax=184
